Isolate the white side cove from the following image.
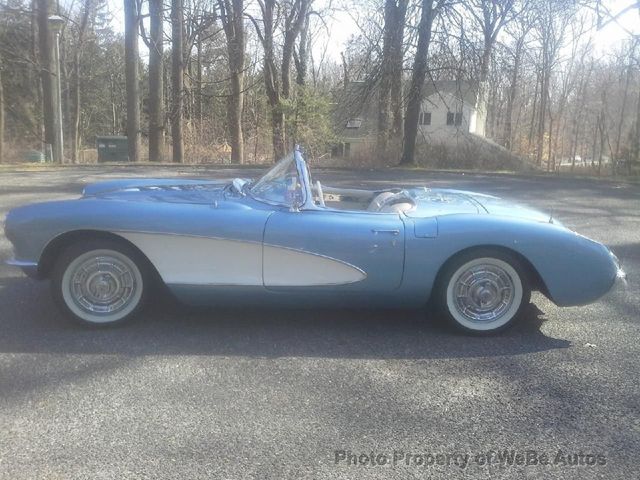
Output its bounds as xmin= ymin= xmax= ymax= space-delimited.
xmin=117 ymin=232 xmax=366 ymax=287
xmin=118 ymin=232 xmax=263 ymax=285
xmin=263 ymin=245 xmax=365 ymax=286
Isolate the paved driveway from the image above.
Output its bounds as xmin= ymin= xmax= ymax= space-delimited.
xmin=0 ymin=166 xmax=638 ymax=479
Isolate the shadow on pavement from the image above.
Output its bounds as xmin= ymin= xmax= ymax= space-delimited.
xmin=0 ymin=276 xmax=570 ymax=359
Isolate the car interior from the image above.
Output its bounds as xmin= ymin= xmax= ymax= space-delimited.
xmin=312 ymin=184 xmax=417 ymax=213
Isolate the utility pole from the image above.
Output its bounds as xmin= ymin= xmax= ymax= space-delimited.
xmin=48 ymin=15 xmax=65 ymax=163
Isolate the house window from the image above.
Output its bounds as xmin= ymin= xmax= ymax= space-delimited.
xmin=447 ymin=111 xmax=463 ymax=126
xmin=344 ymin=142 xmax=351 ymax=157
xmin=346 ymin=118 xmax=362 ymax=129
xmin=446 ymin=112 xmax=454 ymax=125
xmin=419 ymin=112 xmax=431 ymax=126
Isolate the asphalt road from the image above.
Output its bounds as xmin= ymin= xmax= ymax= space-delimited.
xmin=0 ymin=165 xmax=638 ymax=480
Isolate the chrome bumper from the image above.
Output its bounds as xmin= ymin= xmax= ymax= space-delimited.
xmin=5 ymin=258 xmax=39 ymax=278
xmin=610 ymin=251 xmax=626 ymax=281
xmin=608 ymin=251 xmax=627 ymax=294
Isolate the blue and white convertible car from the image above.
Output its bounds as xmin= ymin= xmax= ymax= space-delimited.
xmin=4 ymin=149 xmax=623 ymax=334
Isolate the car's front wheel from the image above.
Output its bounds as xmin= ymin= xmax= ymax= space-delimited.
xmin=52 ymin=240 xmax=148 ymax=326
xmin=436 ymin=250 xmax=531 ymax=335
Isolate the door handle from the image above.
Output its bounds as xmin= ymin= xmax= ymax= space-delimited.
xmin=371 ymin=229 xmax=400 ymax=236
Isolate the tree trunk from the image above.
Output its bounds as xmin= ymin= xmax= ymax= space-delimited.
xmin=196 ymin=37 xmax=202 ymax=138
xmin=71 ymin=0 xmax=91 ymax=164
xmin=294 ymin=9 xmax=310 ymax=86
xmin=37 ymin=0 xmax=56 ymax=158
xmin=271 ymin=110 xmax=286 ymax=162
xmin=171 ymin=0 xmax=184 ymax=163
xmin=31 ymin=0 xmax=45 ymax=153
xmin=71 ymin=46 xmax=81 ymax=163
xmin=633 ymin=87 xmax=640 ymax=174
xmin=536 ymin=71 xmax=549 ymax=167
xmin=219 ymin=0 xmax=245 ymax=163
xmin=504 ymin=38 xmax=523 ymax=150
xmin=61 ymin=38 xmax=71 ymax=162
xmin=281 ymin=0 xmax=309 ymax=101
xmin=546 ymin=114 xmax=553 ymax=172
xmin=528 ymin=72 xmax=539 ymax=150
xmin=378 ymin=0 xmax=408 ymax=152
xmin=255 ymin=0 xmax=308 ymax=160
xmin=124 ymin=0 xmax=140 ymax=162
xmin=148 ymin=0 xmax=164 ymax=162
xmin=228 ymin=64 xmax=244 ymax=163
xmin=0 ymin=57 xmax=4 ymax=163
xmin=340 ymin=51 xmax=348 ymax=91
xmin=260 ymin=0 xmax=282 ymax=160
xmin=109 ymin=74 xmax=117 ymax=134
xmin=399 ymin=0 xmax=436 ymax=166
xmin=597 ymin=110 xmax=605 ymax=176
xmin=390 ymin=3 xmax=406 ymax=138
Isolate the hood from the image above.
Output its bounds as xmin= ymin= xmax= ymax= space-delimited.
xmin=406 ymin=188 xmax=555 ymax=224
xmin=81 ymin=178 xmax=231 ymax=205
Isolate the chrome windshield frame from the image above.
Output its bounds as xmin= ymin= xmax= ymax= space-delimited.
xmin=294 ymin=148 xmax=320 ymax=211
xmin=247 ymin=148 xmax=315 ymax=210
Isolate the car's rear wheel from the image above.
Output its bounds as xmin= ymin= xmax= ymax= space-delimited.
xmin=52 ymin=240 xmax=147 ymax=326
xmin=436 ymin=250 xmax=531 ymax=335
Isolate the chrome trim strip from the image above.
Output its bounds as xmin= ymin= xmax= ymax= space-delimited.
xmin=6 ymin=258 xmax=38 ymax=268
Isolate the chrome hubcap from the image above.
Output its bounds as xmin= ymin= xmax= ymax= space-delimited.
xmin=70 ymin=255 xmax=137 ymax=314
xmin=453 ymin=264 xmax=514 ymax=322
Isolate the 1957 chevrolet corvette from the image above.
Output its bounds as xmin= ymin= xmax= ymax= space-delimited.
xmin=4 ymin=148 xmax=624 ymax=334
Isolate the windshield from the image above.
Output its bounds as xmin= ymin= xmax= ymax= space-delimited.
xmin=249 ymin=153 xmax=304 ymax=206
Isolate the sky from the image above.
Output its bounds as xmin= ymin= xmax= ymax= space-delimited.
xmin=87 ymin=0 xmax=638 ymax=63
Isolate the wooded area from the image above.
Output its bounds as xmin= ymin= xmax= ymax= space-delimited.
xmin=0 ymin=0 xmax=638 ymax=175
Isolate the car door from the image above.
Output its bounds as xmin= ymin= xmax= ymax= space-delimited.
xmin=262 ymin=209 xmax=405 ymax=291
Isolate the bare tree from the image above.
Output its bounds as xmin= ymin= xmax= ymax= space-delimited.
xmin=124 ymin=0 xmax=141 ymax=161
xmin=533 ymin=0 xmax=571 ymax=168
xmin=249 ymin=0 xmax=310 ymax=160
xmin=548 ymin=19 xmax=590 ymax=172
xmin=377 ymin=0 xmax=408 ymax=153
xmin=466 ymin=0 xmax=518 ymax=137
xmin=171 ymin=0 xmax=184 ymax=162
xmin=400 ymin=0 xmax=447 ymax=165
xmin=502 ymin=8 xmax=533 ymax=150
xmin=148 ymin=0 xmax=164 ymax=161
xmin=293 ymin=6 xmax=311 ymax=86
xmin=37 ymin=0 xmax=56 ymax=159
xmin=70 ymin=0 xmax=93 ymax=163
xmin=218 ymin=0 xmax=245 ymax=163
xmin=0 ymin=53 xmax=4 ymax=162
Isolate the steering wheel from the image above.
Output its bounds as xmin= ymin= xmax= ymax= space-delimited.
xmin=315 ymin=180 xmax=326 ymax=207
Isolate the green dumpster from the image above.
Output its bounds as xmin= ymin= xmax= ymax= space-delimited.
xmin=96 ymin=136 xmax=129 ymax=162
xmin=24 ymin=150 xmax=45 ymax=162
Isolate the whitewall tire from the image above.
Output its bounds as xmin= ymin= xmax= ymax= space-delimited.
xmin=52 ymin=240 xmax=148 ymax=326
xmin=437 ymin=250 xmax=531 ymax=335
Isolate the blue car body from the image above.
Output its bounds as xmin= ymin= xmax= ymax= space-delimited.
xmin=4 ymin=150 xmax=621 ymax=310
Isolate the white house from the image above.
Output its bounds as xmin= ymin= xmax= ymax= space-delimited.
xmin=418 ymin=80 xmax=482 ymax=138
xmin=332 ymin=80 xmax=482 ymax=160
